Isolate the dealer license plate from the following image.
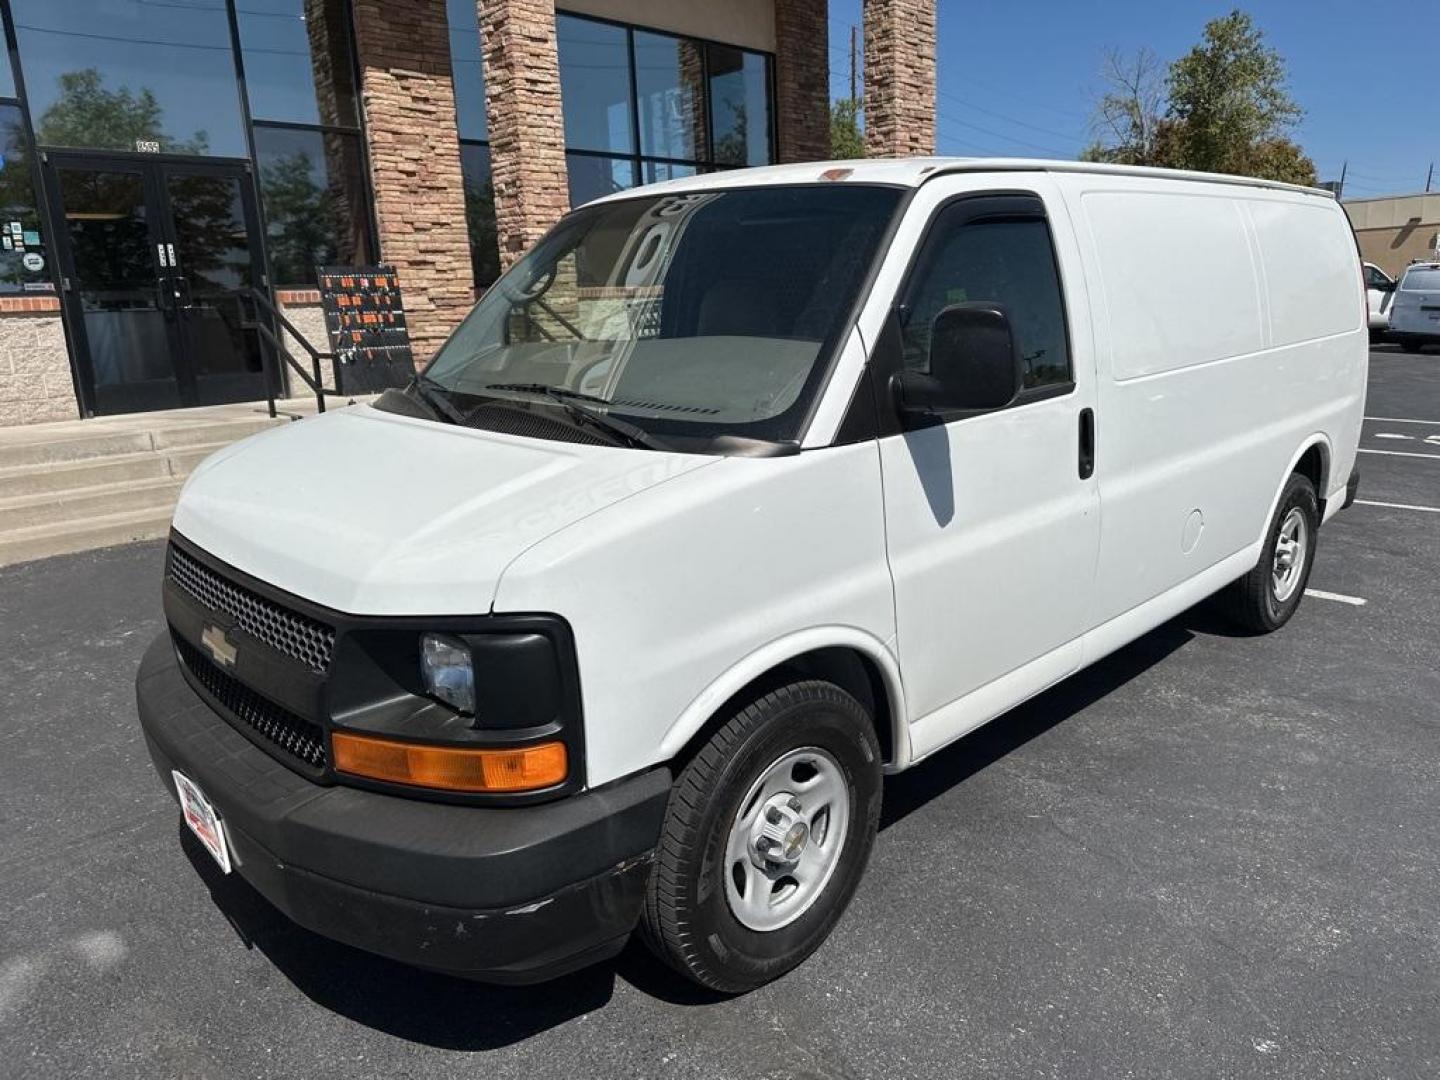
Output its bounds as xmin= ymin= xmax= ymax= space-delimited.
xmin=173 ymin=770 xmax=231 ymax=874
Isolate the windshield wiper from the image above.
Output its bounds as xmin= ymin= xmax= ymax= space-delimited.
xmin=484 ymin=382 xmax=671 ymax=451
xmin=409 ymin=375 xmax=467 ymax=426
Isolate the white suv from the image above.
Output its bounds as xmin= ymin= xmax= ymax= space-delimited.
xmin=1389 ymin=261 xmax=1440 ymax=352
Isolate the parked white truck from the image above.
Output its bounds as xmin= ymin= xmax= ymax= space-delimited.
xmin=138 ymin=158 xmax=1367 ymax=992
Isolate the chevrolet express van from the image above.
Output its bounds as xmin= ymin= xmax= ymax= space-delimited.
xmin=137 ymin=158 xmax=1367 ymax=992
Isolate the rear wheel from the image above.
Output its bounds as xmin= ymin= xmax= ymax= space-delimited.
xmin=641 ymin=679 xmax=882 ymax=993
xmin=1222 ymin=472 xmax=1319 ymax=633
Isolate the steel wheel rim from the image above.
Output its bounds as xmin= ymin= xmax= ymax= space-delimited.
xmin=1271 ymin=507 xmax=1308 ymax=603
xmin=723 ymin=746 xmax=851 ymax=933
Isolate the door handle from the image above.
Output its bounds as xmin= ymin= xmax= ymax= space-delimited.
xmin=156 ymin=276 xmax=175 ymax=316
xmin=1078 ymin=407 xmax=1096 ymax=480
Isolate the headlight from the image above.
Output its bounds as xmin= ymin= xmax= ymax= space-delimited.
xmin=420 ymin=633 xmax=475 ymax=714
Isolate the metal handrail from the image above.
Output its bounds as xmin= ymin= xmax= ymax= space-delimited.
xmin=236 ymin=288 xmax=340 ymax=418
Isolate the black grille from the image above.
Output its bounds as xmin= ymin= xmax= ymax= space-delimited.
xmin=168 ymin=544 xmax=335 ymax=675
xmin=174 ymin=634 xmax=327 ymax=770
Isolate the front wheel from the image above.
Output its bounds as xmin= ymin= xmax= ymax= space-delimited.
xmin=641 ymin=679 xmax=882 ymax=993
xmin=1222 ymin=472 xmax=1319 ymax=633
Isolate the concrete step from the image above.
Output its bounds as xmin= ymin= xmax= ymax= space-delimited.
xmin=0 ymin=476 xmax=186 ymax=531
xmin=0 ymin=441 xmax=232 ymax=499
xmin=0 ymin=415 xmax=282 ymax=470
xmin=0 ymin=506 xmax=173 ymax=568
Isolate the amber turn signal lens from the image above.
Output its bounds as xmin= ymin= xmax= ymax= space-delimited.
xmin=331 ymin=732 xmax=567 ymax=793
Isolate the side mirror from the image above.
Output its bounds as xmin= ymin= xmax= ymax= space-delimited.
xmin=891 ymin=303 xmax=1024 ymax=420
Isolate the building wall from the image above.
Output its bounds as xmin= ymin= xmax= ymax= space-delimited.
xmin=1344 ymin=193 xmax=1440 ymax=278
xmin=0 ymin=302 xmax=73 ymax=426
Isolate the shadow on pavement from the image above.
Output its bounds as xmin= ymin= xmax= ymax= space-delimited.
xmin=182 ymin=830 xmax=617 ymax=1050
xmin=879 ymin=618 xmax=1195 ymax=830
xmin=182 ymin=613 xmax=1200 ymax=1038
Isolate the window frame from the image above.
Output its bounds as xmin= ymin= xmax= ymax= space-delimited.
xmin=895 ymin=191 xmax=1077 ymax=416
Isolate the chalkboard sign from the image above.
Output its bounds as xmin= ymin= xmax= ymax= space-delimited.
xmin=317 ymin=265 xmax=415 ymax=394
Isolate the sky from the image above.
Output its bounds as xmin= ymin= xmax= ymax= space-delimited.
xmin=826 ymin=0 xmax=1439 ymax=198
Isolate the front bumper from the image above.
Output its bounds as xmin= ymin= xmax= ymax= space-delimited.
xmin=136 ymin=633 xmax=670 ymax=983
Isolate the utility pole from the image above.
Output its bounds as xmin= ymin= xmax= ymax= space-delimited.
xmin=1427 ymin=162 xmax=1434 ymax=193
xmin=1337 ymin=160 xmax=1346 ymax=199
xmin=849 ymin=24 xmax=858 ymax=103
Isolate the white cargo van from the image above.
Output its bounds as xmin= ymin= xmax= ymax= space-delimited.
xmin=137 ymin=159 xmax=1367 ymax=993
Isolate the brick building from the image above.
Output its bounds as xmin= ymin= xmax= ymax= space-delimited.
xmin=0 ymin=0 xmax=935 ymax=427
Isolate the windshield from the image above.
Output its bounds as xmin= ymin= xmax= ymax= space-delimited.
xmin=418 ymin=184 xmax=903 ymax=450
xmin=1400 ymin=267 xmax=1440 ymax=291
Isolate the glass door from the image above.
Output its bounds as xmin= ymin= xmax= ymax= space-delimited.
xmin=161 ymin=163 xmax=269 ymax=407
xmin=45 ymin=153 xmax=272 ymax=415
xmin=49 ymin=159 xmax=183 ymax=414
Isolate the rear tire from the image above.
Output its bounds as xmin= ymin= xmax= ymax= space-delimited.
xmin=1222 ymin=472 xmax=1319 ymax=633
xmin=641 ymin=679 xmax=882 ymax=993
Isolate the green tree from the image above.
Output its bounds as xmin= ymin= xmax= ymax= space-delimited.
xmin=830 ymin=98 xmax=866 ymax=159
xmin=35 ymin=69 xmax=207 ymax=155
xmin=1085 ymin=10 xmax=1316 ymax=185
xmin=1164 ymin=10 xmax=1314 ymax=183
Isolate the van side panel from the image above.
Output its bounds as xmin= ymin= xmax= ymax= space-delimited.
xmin=1062 ymin=174 xmax=1366 ymax=635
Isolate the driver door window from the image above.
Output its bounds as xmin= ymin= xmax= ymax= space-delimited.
xmin=900 ymin=212 xmax=1072 ymax=395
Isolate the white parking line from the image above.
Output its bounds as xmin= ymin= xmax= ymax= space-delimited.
xmin=1305 ymin=588 xmax=1367 ymax=606
xmin=1356 ymin=498 xmax=1440 ymax=514
xmin=1358 ymin=448 xmax=1440 ymax=460
xmin=1365 ymin=416 xmax=1440 ymax=425
xmin=1374 ymin=432 xmax=1414 ymax=440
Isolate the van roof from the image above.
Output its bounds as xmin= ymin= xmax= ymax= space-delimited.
xmin=588 ymin=157 xmax=1333 ymax=205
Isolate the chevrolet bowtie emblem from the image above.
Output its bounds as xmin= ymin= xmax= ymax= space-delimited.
xmin=200 ymin=624 xmax=238 ymax=668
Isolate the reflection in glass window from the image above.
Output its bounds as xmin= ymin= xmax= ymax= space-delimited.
xmin=643 ymin=161 xmax=697 ymax=185
xmin=0 ymin=34 xmax=14 ymax=99
xmin=447 ymin=0 xmax=488 ymax=141
xmin=12 ymin=0 xmax=247 ymax=156
xmin=0 ymin=105 xmax=51 ymax=293
xmin=567 ymin=154 xmax=637 ymax=208
xmin=460 ymin=143 xmax=499 ymax=287
xmin=254 ymin=125 xmax=373 ymax=286
xmin=708 ymin=46 xmax=771 ymax=167
xmin=237 ymin=0 xmax=359 ymax=128
xmin=557 ymin=16 xmax=634 ymax=155
xmin=634 ymin=32 xmax=706 ymax=162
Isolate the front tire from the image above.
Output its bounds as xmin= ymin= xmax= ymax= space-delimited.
xmin=1222 ymin=472 xmax=1319 ymax=633
xmin=641 ymin=679 xmax=882 ymax=993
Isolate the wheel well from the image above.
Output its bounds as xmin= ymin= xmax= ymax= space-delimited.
xmin=673 ymin=647 xmax=896 ymax=772
xmin=1294 ymin=443 xmax=1329 ymax=515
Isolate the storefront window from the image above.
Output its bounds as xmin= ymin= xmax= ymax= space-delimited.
xmin=448 ymin=0 xmax=497 ymax=286
xmin=0 ymin=104 xmax=50 ymax=293
xmin=0 ymin=34 xmax=15 ymax=99
xmin=634 ymin=31 xmax=705 ymax=163
xmin=11 ymin=0 xmax=248 ymax=156
xmin=460 ymin=142 xmax=499 ymax=287
xmin=448 ymin=0 xmax=488 ymax=141
xmin=557 ymin=16 xmax=634 ymax=156
xmin=567 ymin=153 xmax=637 ymax=208
xmin=556 ymin=15 xmax=774 ymax=208
xmin=708 ymin=46 xmax=771 ymax=167
xmin=237 ymin=0 xmax=359 ymax=129
xmin=254 ymin=125 xmax=372 ymax=287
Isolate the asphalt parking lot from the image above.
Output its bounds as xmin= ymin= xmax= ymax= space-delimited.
xmin=2 ymin=345 xmax=1437 ymax=1080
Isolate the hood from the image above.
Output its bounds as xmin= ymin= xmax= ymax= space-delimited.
xmin=172 ymin=404 xmax=715 ymax=615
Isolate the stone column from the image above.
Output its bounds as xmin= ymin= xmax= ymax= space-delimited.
xmin=774 ymin=0 xmax=831 ymax=162
xmin=863 ymin=0 xmax=936 ymax=157
xmin=351 ymin=0 xmax=473 ymax=357
xmin=478 ymin=0 xmax=570 ymax=269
